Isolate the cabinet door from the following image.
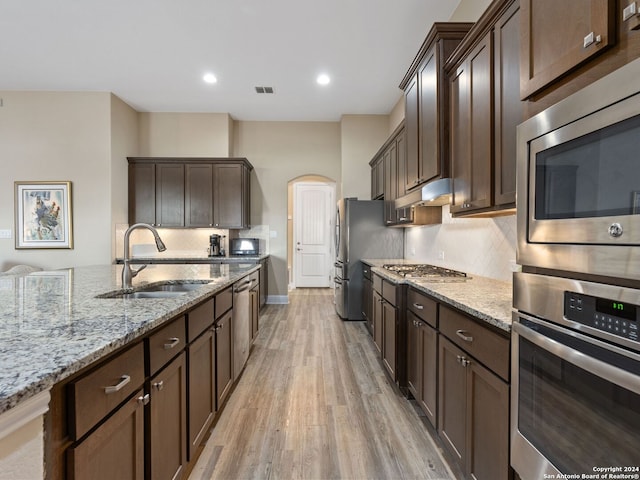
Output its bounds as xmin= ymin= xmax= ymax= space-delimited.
xmin=372 ymin=290 xmax=383 ymax=353
xmin=406 ymin=312 xmax=422 ymax=402
xmin=188 ymin=331 xmax=215 ymax=459
xmin=214 ymin=163 xmax=248 ymax=228
xmin=404 ymin=74 xmax=420 ymax=191
xmin=419 ymin=320 xmax=438 ymax=429
xmin=451 ymin=33 xmax=493 ymax=215
xmin=468 ymin=360 xmax=509 ymax=480
xmin=383 ymin=146 xmax=397 ymax=226
xmin=259 ymin=260 xmax=267 ymax=308
xmin=419 ymin=48 xmax=440 ymax=184
xmin=250 ymin=287 xmax=259 ymax=343
xmin=382 ymin=301 xmax=397 ymax=379
xmin=438 ymin=337 xmax=467 ymax=465
xmin=494 ymin=1 xmax=520 ymax=207
xmin=215 ymin=309 xmax=234 ymax=408
xmin=520 ymin=0 xmax=615 ymax=99
xmin=362 ymin=276 xmax=373 ymax=334
xmin=185 ymin=163 xmax=214 ymax=227
xmin=67 ymin=390 xmax=145 ymax=480
xmin=156 ymin=163 xmax=185 ymax=227
xmin=128 ymin=163 xmax=156 ymax=225
xmin=395 ymin=131 xmax=413 ymax=224
xmin=371 ymin=157 xmax=384 ymax=200
xmin=150 ymin=352 xmax=187 ymax=480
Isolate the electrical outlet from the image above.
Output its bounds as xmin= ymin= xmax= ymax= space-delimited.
xmin=0 ymin=229 xmax=12 ymax=239
xmin=438 ymin=250 xmax=445 ymax=260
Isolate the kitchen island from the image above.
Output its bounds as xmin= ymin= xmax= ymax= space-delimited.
xmin=0 ymin=262 xmax=259 ymax=479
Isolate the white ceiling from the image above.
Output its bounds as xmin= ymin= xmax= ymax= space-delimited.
xmin=0 ymin=0 xmax=461 ymax=121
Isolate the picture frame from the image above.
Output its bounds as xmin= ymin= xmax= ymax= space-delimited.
xmin=15 ymin=181 xmax=73 ymax=249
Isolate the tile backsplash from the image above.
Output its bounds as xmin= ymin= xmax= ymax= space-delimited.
xmin=404 ymin=205 xmax=516 ymax=282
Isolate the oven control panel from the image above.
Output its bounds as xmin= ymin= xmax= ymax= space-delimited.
xmin=565 ymin=292 xmax=639 ymax=342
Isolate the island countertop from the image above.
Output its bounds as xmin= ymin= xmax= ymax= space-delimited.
xmin=0 ymin=263 xmax=259 ymax=415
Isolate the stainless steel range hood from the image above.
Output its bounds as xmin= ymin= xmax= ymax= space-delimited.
xmin=394 ymin=178 xmax=452 ymax=209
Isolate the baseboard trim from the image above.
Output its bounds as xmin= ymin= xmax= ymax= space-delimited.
xmin=266 ymin=295 xmax=289 ymax=305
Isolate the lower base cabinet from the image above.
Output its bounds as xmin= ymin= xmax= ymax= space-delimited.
xmin=67 ymin=390 xmax=145 ymax=480
xmin=215 ymin=309 xmax=234 ymax=408
xmin=438 ymin=337 xmax=509 ymax=480
xmin=188 ymin=330 xmax=216 ymax=459
xmin=407 ymin=311 xmax=438 ymax=428
xmin=149 ymin=352 xmax=187 ymax=480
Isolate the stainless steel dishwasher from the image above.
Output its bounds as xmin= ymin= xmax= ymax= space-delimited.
xmin=232 ymin=275 xmax=256 ymax=380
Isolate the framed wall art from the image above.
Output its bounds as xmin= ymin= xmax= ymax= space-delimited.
xmin=15 ymin=181 xmax=73 ymax=249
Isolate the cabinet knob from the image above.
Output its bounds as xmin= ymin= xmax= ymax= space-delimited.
xmin=153 ymin=381 xmax=164 ymax=391
xmin=137 ymin=393 xmax=150 ymax=406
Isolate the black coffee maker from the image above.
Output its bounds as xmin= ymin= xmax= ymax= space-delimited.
xmin=208 ymin=234 xmax=225 ymax=257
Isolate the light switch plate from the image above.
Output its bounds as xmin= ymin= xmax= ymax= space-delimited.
xmin=0 ymin=229 xmax=12 ymax=239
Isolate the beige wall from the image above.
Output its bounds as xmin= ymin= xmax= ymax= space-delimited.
xmin=234 ymin=121 xmax=341 ymax=298
xmin=388 ymin=96 xmax=405 ymax=133
xmin=449 ymin=0 xmax=492 ymax=21
xmin=110 ymin=94 xmax=139 ymax=259
xmin=340 ymin=115 xmax=389 ymax=200
xmin=0 ymin=91 xmax=115 ymax=270
xmin=138 ymin=112 xmax=233 ymax=157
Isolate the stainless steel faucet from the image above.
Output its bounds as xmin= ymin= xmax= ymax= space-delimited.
xmin=122 ymin=223 xmax=167 ymax=289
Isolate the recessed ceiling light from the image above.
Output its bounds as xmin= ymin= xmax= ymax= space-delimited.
xmin=317 ymin=74 xmax=331 ymax=86
xmin=203 ymin=73 xmax=217 ymax=84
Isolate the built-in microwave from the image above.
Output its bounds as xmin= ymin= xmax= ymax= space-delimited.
xmin=516 ymin=57 xmax=640 ymax=283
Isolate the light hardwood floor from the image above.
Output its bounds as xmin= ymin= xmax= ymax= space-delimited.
xmin=189 ymin=288 xmax=455 ymax=480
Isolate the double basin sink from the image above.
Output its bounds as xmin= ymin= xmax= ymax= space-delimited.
xmin=97 ymin=281 xmax=212 ymax=300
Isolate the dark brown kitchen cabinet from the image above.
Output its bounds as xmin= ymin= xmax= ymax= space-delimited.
xmin=382 ymin=300 xmax=397 ymax=378
xmin=438 ymin=337 xmax=509 ymax=480
xmin=259 ymin=259 xmax=268 ymax=309
xmin=406 ymin=288 xmax=438 ymax=428
xmin=362 ymin=264 xmax=373 ymax=334
xmin=383 ymin=142 xmax=398 ymax=226
xmin=128 ymin=157 xmax=253 ymax=228
xmin=372 ymin=290 xmax=383 ymax=353
xmin=185 ymin=163 xmax=214 ymax=227
xmin=399 ymin=23 xmax=473 ymax=193
xmin=370 ymin=156 xmax=384 ymax=200
xmin=372 ymin=274 xmax=404 ymax=384
xmin=520 ymin=0 xmax=615 ymax=100
xmin=67 ymin=389 xmax=145 ymax=480
xmin=149 ymin=351 xmax=187 ymax=480
xmin=215 ymin=308 xmax=234 ymax=408
xmin=447 ymin=0 xmax=520 ymax=216
xmin=250 ymin=282 xmax=259 ymax=344
xmin=213 ymin=163 xmax=250 ymax=229
xmin=438 ymin=303 xmax=510 ymax=480
xmin=187 ymin=300 xmax=216 ymax=460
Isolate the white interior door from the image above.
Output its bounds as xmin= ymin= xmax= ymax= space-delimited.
xmin=293 ymin=182 xmax=334 ymax=288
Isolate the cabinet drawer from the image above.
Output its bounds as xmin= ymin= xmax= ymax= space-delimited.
xmin=382 ymin=279 xmax=397 ymax=306
xmin=407 ymin=288 xmax=437 ymax=328
xmin=373 ymin=274 xmax=383 ymax=294
xmin=439 ymin=306 xmax=509 ymax=381
xmin=188 ymin=299 xmax=214 ymax=343
xmin=149 ymin=316 xmax=186 ymax=376
xmin=68 ymin=342 xmax=145 ymax=440
xmin=215 ymin=286 xmax=233 ymax=319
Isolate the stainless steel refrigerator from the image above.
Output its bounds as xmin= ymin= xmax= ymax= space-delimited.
xmin=334 ymin=198 xmax=403 ymax=320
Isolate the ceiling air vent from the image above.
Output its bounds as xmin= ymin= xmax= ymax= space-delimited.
xmin=255 ymin=86 xmax=274 ymax=94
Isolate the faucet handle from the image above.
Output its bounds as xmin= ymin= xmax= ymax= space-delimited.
xmin=131 ymin=264 xmax=147 ymax=278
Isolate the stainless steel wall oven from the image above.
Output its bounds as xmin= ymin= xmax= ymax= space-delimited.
xmin=513 ymin=57 xmax=640 ymax=479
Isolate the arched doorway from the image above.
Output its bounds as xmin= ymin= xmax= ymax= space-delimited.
xmin=287 ymin=175 xmax=336 ymax=290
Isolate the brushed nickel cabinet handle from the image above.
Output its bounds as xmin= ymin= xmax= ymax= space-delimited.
xmin=104 ymin=375 xmax=131 ymax=394
xmin=164 ymin=337 xmax=180 ymax=349
xmin=456 ymin=329 xmax=473 ymax=342
xmin=413 ymin=303 xmax=424 ymax=310
xmin=153 ymin=381 xmax=164 ymax=391
xmin=137 ymin=393 xmax=150 ymax=406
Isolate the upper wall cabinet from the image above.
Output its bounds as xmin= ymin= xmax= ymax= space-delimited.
xmin=519 ymin=0 xmax=615 ymax=100
xmin=447 ymin=0 xmax=521 ymax=217
xmin=399 ymin=23 xmax=473 ymax=194
xmin=128 ymin=157 xmax=253 ymax=229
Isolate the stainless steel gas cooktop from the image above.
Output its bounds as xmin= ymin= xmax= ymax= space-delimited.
xmin=382 ymin=264 xmax=469 ymax=282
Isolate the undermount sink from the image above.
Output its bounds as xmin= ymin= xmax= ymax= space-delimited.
xmin=97 ymin=281 xmax=212 ymax=299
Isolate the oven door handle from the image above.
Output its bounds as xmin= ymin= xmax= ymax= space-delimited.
xmin=514 ymin=316 xmax=640 ymax=395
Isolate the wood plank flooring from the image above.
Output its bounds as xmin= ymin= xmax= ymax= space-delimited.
xmin=189 ymin=288 xmax=455 ymax=480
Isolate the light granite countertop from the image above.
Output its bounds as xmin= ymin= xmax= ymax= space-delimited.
xmin=115 ymin=254 xmax=270 ymax=264
xmin=362 ymin=259 xmax=513 ymax=333
xmin=0 ymin=263 xmax=259 ymax=415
